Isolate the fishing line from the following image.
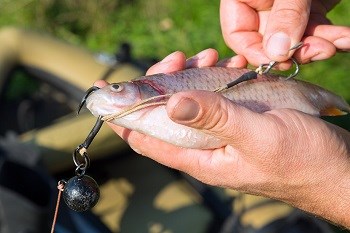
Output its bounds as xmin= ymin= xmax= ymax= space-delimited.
xmin=102 ymin=94 xmax=172 ymax=121
xmin=51 ymin=117 xmax=102 ymax=232
xmin=50 ymin=41 xmax=305 ymax=232
xmin=215 ymin=42 xmax=303 ymax=93
xmin=256 ymin=42 xmax=303 ymax=78
xmin=50 ymin=180 xmax=66 ymax=233
xmin=214 ymin=71 xmax=258 ymax=93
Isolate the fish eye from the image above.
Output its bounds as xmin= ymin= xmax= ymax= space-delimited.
xmin=110 ymin=83 xmax=124 ymax=92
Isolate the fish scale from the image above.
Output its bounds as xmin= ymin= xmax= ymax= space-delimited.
xmin=86 ymin=67 xmax=350 ymax=149
xmin=136 ymin=67 xmax=249 ymax=93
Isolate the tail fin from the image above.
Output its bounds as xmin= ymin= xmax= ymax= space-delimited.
xmin=318 ymin=89 xmax=350 ymax=116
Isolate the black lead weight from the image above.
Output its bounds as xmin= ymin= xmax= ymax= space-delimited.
xmin=62 ymin=175 xmax=100 ymax=212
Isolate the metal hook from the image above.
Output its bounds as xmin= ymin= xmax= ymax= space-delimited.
xmin=255 ymin=42 xmax=303 ymax=79
xmin=72 ymin=116 xmax=103 ymax=176
xmin=289 ymin=42 xmax=304 ymax=51
xmin=285 ymin=58 xmax=300 ymax=80
xmin=255 ymin=61 xmax=277 ymax=75
xmin=79 ymin=116 xmax=104 ymax=150
xmin=77 ymin=86 xmax=100 ymax=114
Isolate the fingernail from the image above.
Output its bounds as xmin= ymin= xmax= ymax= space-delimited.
xmin=160 ymin=51 xmax=178 ymax=63
xmin=310 ymin=51 xmax=328 ymax=61
xmin=130 ymin=145 xmax=142 ymax=155
xmin=171 ymin=98 xmax=200 ymax=121
xmin=186 ymin=50 xmax=207 ymax=68
xmin=266 ymin=32 xmax=291 ymax=59
xmin=334 ymin=37 xmax=350 ymax=51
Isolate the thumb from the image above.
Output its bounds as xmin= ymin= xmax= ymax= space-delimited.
xmin=166 ymin=90 xmax=274 ymax=148
xmin=264 ymin=0 xmax=311 ymax=61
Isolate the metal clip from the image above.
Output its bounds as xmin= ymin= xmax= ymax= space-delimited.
xmin=255 ymin=42 xmax=303 ymax=79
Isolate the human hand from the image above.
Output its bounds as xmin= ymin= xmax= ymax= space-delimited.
xmin=220 ymin=0 xmax=350 ymax=68
xmin=96 ymin=49 xmax=350 ymax=228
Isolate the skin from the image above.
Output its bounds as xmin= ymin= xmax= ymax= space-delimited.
xmin=94 ymin=0 xmax=350 ymax=228
xmin=220 ymin=0 xmax=350 ymax=68
xmin=95 ymin=49 xmax=350 ymax=228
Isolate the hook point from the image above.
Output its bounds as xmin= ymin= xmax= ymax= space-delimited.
xmin=77 ymin=86 xmax=100 ymax=115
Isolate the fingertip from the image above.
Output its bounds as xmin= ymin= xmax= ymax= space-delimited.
xmin=146 ymin=51 xmax=186 ymax=75
xmin=293 ymin=37 xmax=336 ymax=63
xmin=217 ymin=55 xmax=248 ymax=68
xmin=167 ymin=93 xmax=201 ymax=122
xmin=166 ymin=92 xmax=188 ymax=120
xmin=265 ymin=32 xmax=292 ymax=61
xmin=186 ymin=48 xmax=219 ymax=68
xmin=166 ymin=91 xmax=222 ymax=127
xmin=263 ymin=0 xmax=311 ymax=62
xmin=166 ymin=90 xmax=272 ymax=149
xmin=160 ymin=51 xmax=186 ymax=64
xmin=334 ymin=37 xmax=350 ymax=52
xmin=93 ymin=80 xmax=109 ymax=88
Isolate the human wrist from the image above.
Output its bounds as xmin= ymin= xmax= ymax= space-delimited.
xmin=337 ymin=163 xmax=350 ymax=228
xmin=290 ymin=149 xmax=350 ymax=228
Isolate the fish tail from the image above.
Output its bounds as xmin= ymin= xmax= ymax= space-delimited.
xmin=317 ymin=89 xmax=350 ymax=116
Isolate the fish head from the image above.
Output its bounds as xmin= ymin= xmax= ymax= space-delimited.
xmin=86 ymin=82 xmax=141 ymax=117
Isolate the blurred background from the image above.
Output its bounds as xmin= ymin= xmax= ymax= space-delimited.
xmin=0 ymin=0 xmax=349 ymax=233
xmin=1 ymin=0 xmax=350 ymax=95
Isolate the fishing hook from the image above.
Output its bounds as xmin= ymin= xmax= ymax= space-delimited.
xmin=216 ymin=42 xmax=304 ymax=93
xmin=256 ymin=58 xmax=300 ymax=79
xmin=73 ymin=116 xmax=103 ymax=176
xmin=77 ymin=86 xmax=101 ymax=114
xmin=285 ymin=58 xmax=300 ymax=80
xmin=255 ymin=42 xmax=303 ymax=79
xmin=76 ymin=115 xmax=104 ymax=150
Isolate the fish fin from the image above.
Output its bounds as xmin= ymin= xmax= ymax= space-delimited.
xmin=320 ymin=107 xmax=348 ymax=116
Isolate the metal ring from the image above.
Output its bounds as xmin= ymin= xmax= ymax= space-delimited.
xmin=256 ymin=58 xmax=300 ymax=80
xmin=75 ymin=164 xmax=87 ymax=177
xmin=72 ymin=147 xmax=90 ymax=170
xmin=256 ymin=61 xmax=277 ymax=75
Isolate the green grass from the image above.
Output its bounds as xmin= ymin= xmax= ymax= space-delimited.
xmin=0 ymin=0 xmax=349 ymax=97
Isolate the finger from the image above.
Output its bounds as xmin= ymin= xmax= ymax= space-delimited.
xmin=106 ymin=121 xmax=222 ymax=179
xmin=94 ymin=80 xmax=109 ymax=88
xmin=106 ymin=122 xmax=197 ymax=169
xmin=216 ymin=54 xmax=248 ymax=68
xmin=220 ymin=31 xmax=293 ymax=69
xmin=305 ymin=24 xmax=350 ymax=51
xmin=107 ymin=122 xmax=182 ymax=157
xmin=223 ymin=31 xmax=271 ymax=66
xmin=146 ymin=51 xmax=186 ymax=75
xmin=236 ymin=0 xmax=274 ymax=10
xmin=220 ymin=0 xmax=292 ymax=69
xmin=107 ymin=121 xmax=250 ymax=187
xmin=185 ymin=48 xmax=219 ymax=68
xmin=166 ymin=90 xmax=275 ymax=152
xmin=220 ymin=0 xmax=270 ymax=34
xmin=264 ymin=0 xmax=312 ymax=61
xmin=293 ymin=36 xmax=336 ymax=64
xmin=220 ymin=0 xmax=270 ymax=66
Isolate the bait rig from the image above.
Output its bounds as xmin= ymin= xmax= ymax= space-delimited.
xmin=50 ymin=88 xmax=104 ymax=232
xmin=51 ymin=42 xmax=303 ymax=232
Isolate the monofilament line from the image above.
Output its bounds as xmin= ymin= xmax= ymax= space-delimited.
xmin=50 ymin=180 xmax=66 ymax=233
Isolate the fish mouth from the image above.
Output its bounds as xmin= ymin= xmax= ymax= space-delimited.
xmin=77 ymin=86 xmax=100 ymax=114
